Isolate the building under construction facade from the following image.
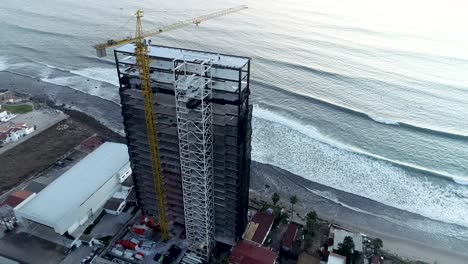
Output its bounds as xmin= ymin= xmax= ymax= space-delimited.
xmin=114 ymin=44 xmax=252 ymax=251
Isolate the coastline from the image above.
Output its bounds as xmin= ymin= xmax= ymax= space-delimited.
xmin=249 ymin=188 xmax=468 ymax=264
xmin=249 ymin=161 xmax=468 ymax=264
xmin=2 ymin=71 xmax=468 ymax=264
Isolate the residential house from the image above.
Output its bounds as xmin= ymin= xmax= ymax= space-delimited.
xmin=0 ymin=123 xmax=35 ymax=144
xmin=229 ymin=240 xmax=278 ymax=264
xmin=0 ymin=109 xmax=16 ymax=122
xmin=243 ymin=210 xmax=275 ymax=245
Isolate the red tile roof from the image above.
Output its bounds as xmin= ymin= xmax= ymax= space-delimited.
xmin=229 ymin=240 xmax=277 ymax=264
xmin=282 ymin=223 xmax=299 ymax=250
xmin=1 ymin=190 xmax=33 ymax=208
xmin=250 ymin=211 xmax=275 ymax=244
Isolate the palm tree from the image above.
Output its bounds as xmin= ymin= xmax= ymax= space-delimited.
xmin=271 ymin=192 xmax=280 ymax=206
xmin=290 ymin=195 xmax=298 ymax=221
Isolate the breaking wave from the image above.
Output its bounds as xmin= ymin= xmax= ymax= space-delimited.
xmin=251 ymin=105 xmax=468 ymax=228
xmin=252 ymin=105 xmax=464 ymax=183
xmin=305 ymin=188 xmax=468 ymax=240
xmin=367 ymin=114 xmax=399 ymax=125
xmin=0 ymin=56 xmax=8 ymax=71
xmin=69 ymin=67 xmax=120 ymax=87
xmin=253 ymin=79 xmax=468 ymax=139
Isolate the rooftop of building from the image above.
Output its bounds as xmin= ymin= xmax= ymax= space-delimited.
xmin=282 ymin=222 xmax=299 ymax=250
xmin=116 ymin=44 xmax=250 ymax=69
xmin=103 ymin=197 xmax=125 ymax=211
xmin=328 ymin=253 xmax=346 ymax=264
xmin=16 ymin=142 xmax=130 ymax=224
xmin=229 ymin=240 xmax=278 ymax=264
xmin=23 ymin=181 xmax=47 ymax=194
xmin=331 ymin=226 xmax=363 ymax=252
xmin=1 ymin=190 xmax=34 ymax=208
xmin=244 ymin=210 xmax=275 ymax=244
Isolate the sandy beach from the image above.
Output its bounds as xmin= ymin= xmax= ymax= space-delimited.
xmin=250 ymin=188 xmax=468 ymax=264
xmin=249 ymin=161 xmax=468 ymax=264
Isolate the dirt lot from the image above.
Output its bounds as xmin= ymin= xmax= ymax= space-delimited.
xmin=0 ymin=108 xmax=124 ymax=194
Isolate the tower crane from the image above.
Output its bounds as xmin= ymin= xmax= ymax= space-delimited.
xmin=94 ymin=5 xmax=248 ymax=241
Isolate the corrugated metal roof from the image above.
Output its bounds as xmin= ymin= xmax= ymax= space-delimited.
xmin=282 ymin=223 xmax=299 ymax=250
xmin=249 ymin=211 xmax=274 ymax=244
xmin=16 ymin=142 xmax=129 ymax=225
xmin=229 ymin=240 xmax=277 ymax=264
xmin=24 ymin=181 xmax=47 ymax=193
xmin=1 ymin=190 xmax=33 ymax=208
xmin=104 ymin=198 xmax=125 ymax=211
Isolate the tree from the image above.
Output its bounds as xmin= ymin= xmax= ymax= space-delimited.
xmin=290 ymin=195 xmax=298 ymax=221
xmin=271 ymin=192 xmax=280 ymax=206
xmin=216 ymin=255 xmax=229 ymax=264
xmin=303 ymin=210 xmax=318 ymax=251
xmin=372 ymin=238 xmax=383 ymax=254
xmin=304 ymin=211 xmax=317 ymax=237
xmin=336 ymin=236 xmax=355 ymax=264
xmin=305 ymin=211 xmax=317 ymax=232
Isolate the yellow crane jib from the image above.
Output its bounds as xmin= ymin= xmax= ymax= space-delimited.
xmin=93 ymin=5 xmax=248 ymax=242
xmin=93 ymin=5 xmax=247 ymax=57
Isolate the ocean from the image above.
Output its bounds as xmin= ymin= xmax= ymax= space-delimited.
xmin=1 ymin=0 xmax=468 ymax=256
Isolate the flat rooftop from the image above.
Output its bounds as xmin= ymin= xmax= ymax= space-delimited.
xmin=16 ymin=142 xmax=130 ymax=225
xmin=331 ymin=227 xmax=363 ymax=252
xmin=116 ymin=44 xmax=249 ymax=68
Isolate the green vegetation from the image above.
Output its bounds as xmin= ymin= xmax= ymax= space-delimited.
xmin=2 ymin=104 xmax=33 ymax=114
xmin=290 ymin=195 xmax=298 ymax=220
xmin=336 ymin=236 xmax=361 ymax=264
xmin=271 ymin=192 xmax=280 ymax=206
xmin=372 ymin=237 xmax=383 ymax=254
xmin=304 ymin=210 xmax=317 ymax=248
xmin=215 ymin=256 xmax=229 ymax=264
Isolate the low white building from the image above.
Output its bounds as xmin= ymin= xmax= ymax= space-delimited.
xmin=0 ymin=109 xmax=16 ymax=122
xmin=330 ymin=225 xmax=363 ymax=252
xmin=327 ymin=253 xmax=347 ymax=264
xmin=0 ymin=123 xmax=34 ymax=144
xmin=15 ymin=142 xmax=131 ymax=247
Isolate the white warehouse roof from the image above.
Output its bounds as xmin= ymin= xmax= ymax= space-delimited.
xmin=16 ymin=142 xmax=130 ymax=230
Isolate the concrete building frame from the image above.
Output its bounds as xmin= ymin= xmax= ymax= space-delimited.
xmin=114 ymin=44 xmax=252 ymax=249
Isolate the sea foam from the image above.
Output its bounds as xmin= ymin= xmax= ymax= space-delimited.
xmin=367 ymin=114 xmax=400 ymax=125
xmin=251 ymin=105 xmax=468 ymax=229
xmin=70 ymin=67 xmax=120 ymax=87
xmin=0 ymin=56 xmax=9 ymax=71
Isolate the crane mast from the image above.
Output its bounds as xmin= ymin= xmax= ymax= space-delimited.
xmin=94 ymin=5 xmax=247 ymax=244
xmin=133 ymin=10 xmax=170 ymax=241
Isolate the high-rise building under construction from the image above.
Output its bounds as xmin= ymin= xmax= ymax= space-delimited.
xmin=115 ymin=44 xmax=252 ymax=250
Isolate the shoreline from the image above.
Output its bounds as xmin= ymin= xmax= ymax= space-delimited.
xmin=2 ymin=71 xmax=468 ymax=264
xmin=250 ymin=188 xmax=468 ymax=264
xmin=249 ymin=161 xmax=468 ymax=264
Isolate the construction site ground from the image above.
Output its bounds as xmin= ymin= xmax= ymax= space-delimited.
xmin=0 ymin=230 xmax=68 ymax=264
xmin=0 ymin=108 xmax=124 ymax=195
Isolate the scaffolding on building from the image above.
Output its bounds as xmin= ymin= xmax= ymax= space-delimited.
xmin=173 ymin=57 xmax=215 ymax=261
